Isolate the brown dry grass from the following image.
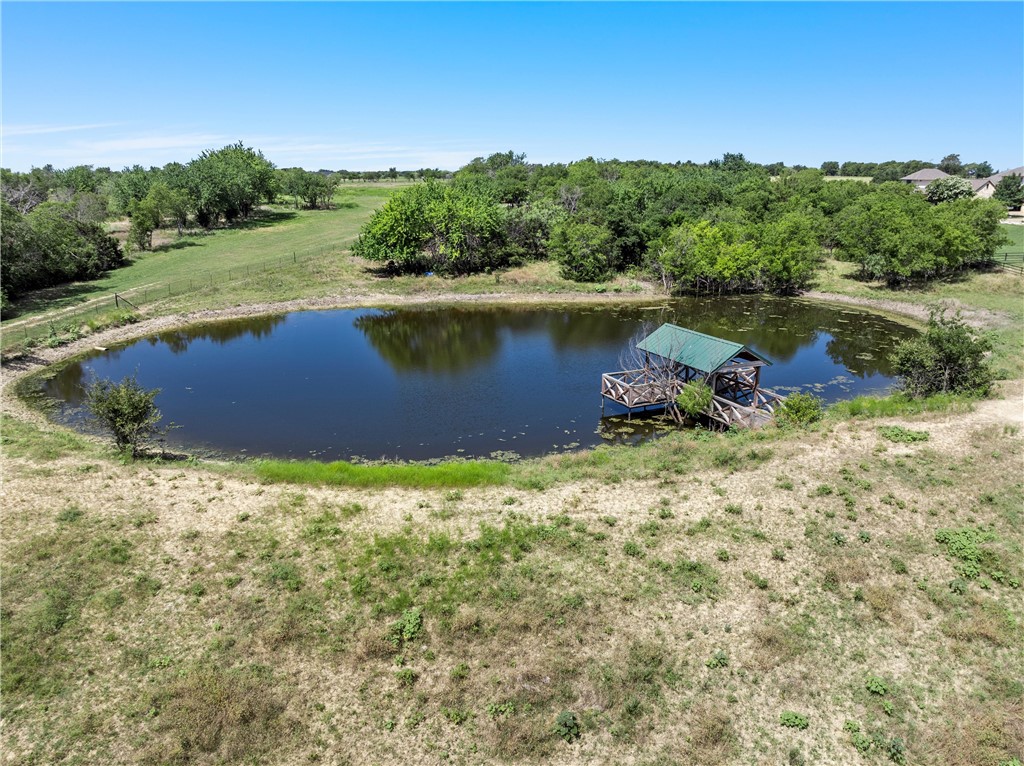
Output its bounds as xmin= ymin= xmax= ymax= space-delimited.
xmin=2 ymin=380 xmax=1022 ymax=765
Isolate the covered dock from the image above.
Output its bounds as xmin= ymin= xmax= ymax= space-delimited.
xmin=601 ymin=323 xmax=785 ymax=429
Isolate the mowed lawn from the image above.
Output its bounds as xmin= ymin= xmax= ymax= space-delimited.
xmin=996 ymin=222 xmax=1023 ymax=258
xmin=2 ymin=183 xmax=404 ymax=323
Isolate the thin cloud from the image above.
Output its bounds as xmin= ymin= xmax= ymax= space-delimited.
xmin=1 ymin=122 xmax=122 ymax=137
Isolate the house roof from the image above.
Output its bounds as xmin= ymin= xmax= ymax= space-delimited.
xmin=636 ymin=323 xmax=771 ymax=375
xmin=989 ymin=166 xmax=1024 ymax=185
xmin=969 ymin=179 xmax=994 ymax=191
xmin=901 ymin=168 xmax=949 ymax=182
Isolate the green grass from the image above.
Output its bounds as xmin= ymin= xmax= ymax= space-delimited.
xmin=828 ymin=392 xmax=973 ymax=420
xmin=1 ymin=185 xmax=401 ymax=330
xmin=253 ymin=457 xmax=512 ymax=489
xmin=995 ymin=223 xmax=1023 ymax=257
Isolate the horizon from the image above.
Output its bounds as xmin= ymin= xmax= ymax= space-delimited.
xmin=2 ymin=2 xmax=1022 ymax=173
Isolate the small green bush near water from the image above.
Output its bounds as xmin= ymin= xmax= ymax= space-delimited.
xmin=890 ymin=309 xmax=994 ymax=398
xmin=84 ymin=374 xmax=164 ymax=458
xmin=254 ymin=458 xmax=511 ymax=489
xmin=775 ymin=392 xmax=824 ymax=427
xmin=676 ymin=380 xmax=714 ymax=419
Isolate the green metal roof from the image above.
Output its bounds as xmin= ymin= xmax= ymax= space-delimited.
xmin=636 ymin=323 xmax=771 ymax=374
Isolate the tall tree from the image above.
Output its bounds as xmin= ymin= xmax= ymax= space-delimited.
xmin=938 ymin=153 xmax=963 ymax=176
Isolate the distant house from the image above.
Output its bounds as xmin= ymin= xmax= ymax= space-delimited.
xmin=900 ymin=168 xmax=950 ymax=191
xmin=966 ymin=179 xmax=996 ymax=198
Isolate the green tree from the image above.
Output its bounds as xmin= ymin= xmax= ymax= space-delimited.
xmin=938 ymin=153 xmax=963 ymax=176
xmin=756 ymin=210 xmax=823 ymax=293
xmin=835 ymin=184 xmax=940 ymax=284
xmin=890 ymin=310 xmax=993 ymax=398
xmin=993 ymin=173 xmax=1024 ymax=209
xmin=820 ymin=161 xmax=840 ymax=176
xmin=185 ymin=142 xmax=276 ymax=226
xmin=128 ymin=195 xmax=163 ymax=251
xmin=353 ymin=181 xmax=501 ymax=274
xmin=84 ymin=375 xmax=165 ymax=457
xmin=547 ymin=219 xmax=613 ymax=282
xmin=925 ymin=176 xmax=974 ymax=204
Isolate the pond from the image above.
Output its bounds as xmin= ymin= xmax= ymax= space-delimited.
xmin=38 ymin=297 xmax=917 ymax=462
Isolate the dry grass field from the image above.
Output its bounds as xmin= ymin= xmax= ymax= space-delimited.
xmin=2 ymin=377 xmax=1021 ymax=765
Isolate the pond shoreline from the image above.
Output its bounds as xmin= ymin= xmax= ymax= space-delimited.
xmin=1 ymin=289 xmax=935 ymax=448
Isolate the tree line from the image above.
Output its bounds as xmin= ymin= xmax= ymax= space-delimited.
xmin=354 ymin=151 xmax=1010 ymax=291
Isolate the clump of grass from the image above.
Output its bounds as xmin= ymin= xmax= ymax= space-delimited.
xmin=146 ymin=666 xmax=292 ymax=763
xmin=254 ymin=458 xmax=511 ymax=489
xmin=829 ymin=392 xmax=970 ymax=420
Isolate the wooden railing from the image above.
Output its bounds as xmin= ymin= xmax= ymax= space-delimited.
xmin=601 ymin=369 xmax=682 ymax=408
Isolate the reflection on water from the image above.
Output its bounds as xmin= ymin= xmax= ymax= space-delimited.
xmin=38 ymin=299 xmax=916 ymax=461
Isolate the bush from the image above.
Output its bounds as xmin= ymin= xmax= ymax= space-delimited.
xmin=775 ymin=392 xmax=824 ymax=427
xmin=890 ymin=309 xmax=993 ymax=398
xmin=83 ymin=374 xmax=164 ymax=458
xmin=676 ymin=380 xmax=714 ymax=419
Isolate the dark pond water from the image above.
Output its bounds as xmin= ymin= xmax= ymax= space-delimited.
xmin=39 ymin=298 xmax=917 ymax=461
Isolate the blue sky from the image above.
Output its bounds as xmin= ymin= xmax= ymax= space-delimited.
xmin=2 ymin=2 xmax=1022 ymax=172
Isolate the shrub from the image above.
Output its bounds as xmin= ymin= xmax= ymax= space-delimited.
xmin=775 ymin=392 xmax=824 ymax=427
xmin=676 ymin=380 xmax=714 ymax=419
xmin=83 ymin=374 xmax=164 ymax=458
xmin=890 ymin=309 xmax=993 ymax=398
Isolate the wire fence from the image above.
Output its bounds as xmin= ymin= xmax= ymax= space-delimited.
xmin=992 ymin=251 xmax=1024 ymax=273
xmin=1 ymin=245 xmax=338 ymax=351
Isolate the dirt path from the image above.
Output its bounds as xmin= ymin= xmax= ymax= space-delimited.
xmin=803 ymin=290 xmax=1011 ymax=329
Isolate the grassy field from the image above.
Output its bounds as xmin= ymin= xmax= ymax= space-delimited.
xmin=2 ymin=193 xmax=1023 ymax=765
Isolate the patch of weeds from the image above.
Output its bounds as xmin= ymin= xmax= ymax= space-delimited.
xmin=486 ymin=700 xmax=516 ymax=719
xmin=624 ymin=540 xmax=645 ymax=558
xmin=56 ymin=506 xmax=84 ymax=523
xmin=776 ymin=476 xmax=794 ymax=491
xmin=831 ymin=532 xmax=847 ymax=547
xmin=743 ymin=571 xmax=769 ymax=590
xmin=553 ymin=710 xmax=581 ymax=742
xmin=441 ymin=706 xmax=472 ymax=725
xmin=779 ymin=711 xmax=809 ymax=730
xmin=822 ymin=569 xmax=840 ymax=592
xmin=705 ymin=650 xmax=729 ymax=669
xmin=771 ymin=548 xmax=786 ymax=562
xmin=811 ymin=484 xmax=834 ymax=497
xmin=865 ymin=675 xmax=889 ymax=696
xmin=716 ymin=548 xmax=730 ymax=562
xmin=265 ymin=562 xmax=303 ymax=592
xmin=387 ymin=607 xmax=423 ymax=649
xmin=879 ymin=426 xmax=930 ymax=444
xmin=685 ymin=516 xmax=712 ymax=536
xmin=858 ymin=531 xmax=871 ymax=544
xmin=450 ymin=662 xmax=470 ymax=681
xmin=601 ymin=515 xmax=618 ymax=526
xmin=934 ymin=526 xmax=994 ymax=580
xmin=724 ymin=503 xmax=743 ymax=516
xmin=394 ymin=668 xmax=417 ymax=686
